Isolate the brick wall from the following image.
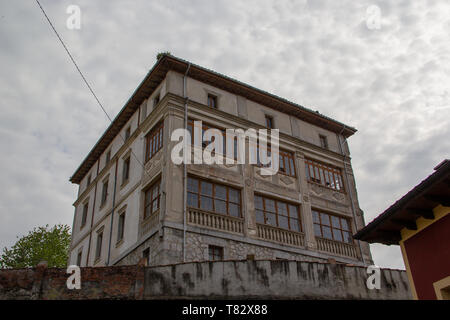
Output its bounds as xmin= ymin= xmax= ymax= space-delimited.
xmin=0 ymin=260 xmax=411 ymax=300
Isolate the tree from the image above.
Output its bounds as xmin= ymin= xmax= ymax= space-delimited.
xmin=0 ymin=224 xmax=71 ymax=269
xmin=156 ymin=51 xmax=171 ymax=60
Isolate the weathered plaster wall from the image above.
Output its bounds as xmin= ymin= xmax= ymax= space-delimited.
xmin=0 ymin=260 xmax=411 ymax=300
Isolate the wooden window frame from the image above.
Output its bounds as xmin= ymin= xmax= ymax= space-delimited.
xmin=254 ymin=195 xmax=302 ymax=232
xmin=95 ymin=231 xmax=103 ymax=260
xmin=187 ymin=176 xmax=242 ymax=218
xmin=187 ymin=119 xmax=238 ymax=160
xmin=142 ymin=248 xmax=150 ymax=266
xmin=117 ymin=211 xmax=125 ymax=243
xmin=145 ymin=122 xmax=164 ymax=162
xmin=100 ymin=179 xmax=108 ymax=206
xmin=265 ymin=115 xmax=274 ymax=129
xmin=319 ymin=135 xmax=328 ymax=149
xmin=124 ymin=126 xmax=131 ymax=141
xmin=208 ymin=245 xmax=224 ymax=261
xmin=105 ymin=150 xmax=111 ymax=165
xmin=76 ymin=250 xmax=82 ymax=266
xmin=122 ymin=156 xmax=130 ymax=184
xmin=207 ymin=94 xmax=218 ymax=109
xmin=81 ymin=201 xmax=89 ymax=228
xmin=305 ymin=158 xmax=345 ymax=192
xmin=312 ymin=209 xmax=352 ymax=244
xmin=256 ymin=146 xmax=296 ymax=177
xmin=144 ymin=179 xmax=161 ymax=219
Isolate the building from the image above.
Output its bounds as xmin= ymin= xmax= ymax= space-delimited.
xmin=354 ymin=160 xmax=450 ymax=300
xmin=68 ymin=54 xmax=373 ymax=268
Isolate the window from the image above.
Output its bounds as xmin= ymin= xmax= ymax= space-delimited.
xmin=105 ymin=150 xmax=111 ymax=165
xmin=122 ymin=157 xmax=130 ymax=184
xmin=319 ymin=135 xmax=328 ymax=149
xmin=145 ymin=122 xmax=164 ymax=162
xmin=144 ymin=180 xmax=161 ymax=219
xmin=312 ymin=210 xmax=352 ymax=243
xmin=101 ymin=179 xmax=108 ymax=206
xmin=76 ymin=250 xmax=82 ymax=266
xmin=95 ymin=231 xmax=103 ymax=260
xmin=117 ymin=212 xmax=125 ymax=242
xmin=81 ymin=202 xmax=89 ymax=228
xmin=86 ymin=174 xmax=91 ymax=187
xmin=124 ymin=127 xmax=131 ymax=141
xmin=187 ymin=177 xmax=241 ymax=217
xmin=208 ymin=245 xmax=223 ymax=261
xmin=305 ymin=159 xmax=344 ymax=191
xmin=207 ymin=94 xmax=217 ymax=108
xmin=265 ymin=115 xmax=274 ymax=129
xmin=254 ymin=195 xmax=301 ymax=232
xmin=153 ymin=93 xmax=160 ymax=107
xmin=187 ymin=119 xmax=238 ymax=159
xmin=256 ymin=146 xmax=296 ymax=177
xmin=143 ymin=248 xmax=150 ymax=266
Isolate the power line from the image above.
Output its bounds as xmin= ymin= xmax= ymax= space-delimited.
xmin=35 ymin=0 xmax=148 ymax=174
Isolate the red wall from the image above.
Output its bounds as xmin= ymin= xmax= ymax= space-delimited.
xmin=404 ymin=213 xmax=450 ymax=299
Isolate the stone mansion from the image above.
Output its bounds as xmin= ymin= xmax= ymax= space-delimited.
xmin=68 ymin=54 xmax=373 ymax=267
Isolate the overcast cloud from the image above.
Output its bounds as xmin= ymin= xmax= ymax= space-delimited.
xmin=0 ymin=0 xmax=449 ymax=269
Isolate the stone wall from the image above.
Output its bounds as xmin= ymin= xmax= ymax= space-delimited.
xmin=0 ymin=260 xmax=411 ymax=300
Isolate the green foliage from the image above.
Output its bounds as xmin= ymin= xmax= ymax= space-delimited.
xmin=156 ymin=51 xmax=171 ymax=60
xmin=0 ymin=224 xmax=71 ymax=269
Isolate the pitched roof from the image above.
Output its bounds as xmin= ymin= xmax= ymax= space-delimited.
xmin=70 ymin=54 xmax=357 ymax=184
xmin=353 ymin=160 xmax=450 ymax=245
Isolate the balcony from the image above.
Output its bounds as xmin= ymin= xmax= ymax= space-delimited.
xmin=256 ymin=224 xmax=305 ymax=248
xmin=316 ymin=237 xmax=358 ymax=259
xmin=141 ymin=209 xmax=160 ymax=236
xmin=188 ymin=208 xmax=244 ymax=234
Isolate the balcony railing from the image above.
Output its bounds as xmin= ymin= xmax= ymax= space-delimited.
xmin=188 ymin=208 xmax=244 ymax=234
xmin=141 ymin=210 xmax=159 ymax=236
xmin=256 ymin=224 xmax=305 ymax=248
xmin=316 ymin=237 xmax=358 ymax=259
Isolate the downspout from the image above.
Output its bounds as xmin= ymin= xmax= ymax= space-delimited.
xmin=183 ymin=63 xmax=191 ymax=262
xmin=86 ymin=161 xmax=100 ymax=266
xmin=106 ymin=157 xmax=119 ymax=266
xmin=336 ymin=126 xmax=366 ymax=265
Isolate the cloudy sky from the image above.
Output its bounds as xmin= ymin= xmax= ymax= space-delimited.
xmin=0 ymin=0 xmax=449 ymax=269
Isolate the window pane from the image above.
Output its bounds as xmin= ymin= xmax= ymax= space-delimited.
xmin=289 ymin=158 xmax=295 ymax=176
xmin=187 ymin=193 xmax=198 ymax=208
xmin=152 ymin=185 xmax=159 ymax=199
xmin=320 ymin=213 xmax=330 ymax=226
xmin=266 ymin=213 xmax=277 ymax=226
xmin=314 ymin=224 xmax=322 ymax=237
xmin=145 ymin=206 xmax=151 ymax=218
xmin=277 ymin=202 xmax=288 ymax=216
xmin=288 ymin=205 xmax=298 ymax=219
xmin=254 ymin=196 xmax=263 ymax=210
xmin=256 ymin=210 xmax=265 ymax=224
xmin=331 ymin=216 xmax=340 ymax=228
xmin=200 ymin=196 xmax=213 ymax=211
xmin=322 ymin=226 xmax=332 ymax=239
xmin=312 ymin=210 xmax=320 ymax=223
xmin=343 ymin=231 xmax=352 ymax=243
xmin=341 ymin=219 xmax=350 ymax=231
xmin=229 ymin=203 xmax=240 ymax=217
xmin=278 ymin=215 xmax=289 ymax=229
xmin=290 ymin=218 xmax=300 ymax=232
xmin=201 ymin=181 xmax=213 ymax=196
xmin=187 ymin=177 xmax=198 ymax=192
xmin=229 ymin=188 xmax=239 ymax=203
xmin=265 ymin=199 xmax=275 ymax=213
xmin=332 ymin=229 xmax=343 ymax=241
xmin=152 ymin=199 xmax=158 ymax=212
xmin=215 ymin=185 xmax=226 ymax=200
xmin=214 ymin=199 xmax=227 ymax=214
